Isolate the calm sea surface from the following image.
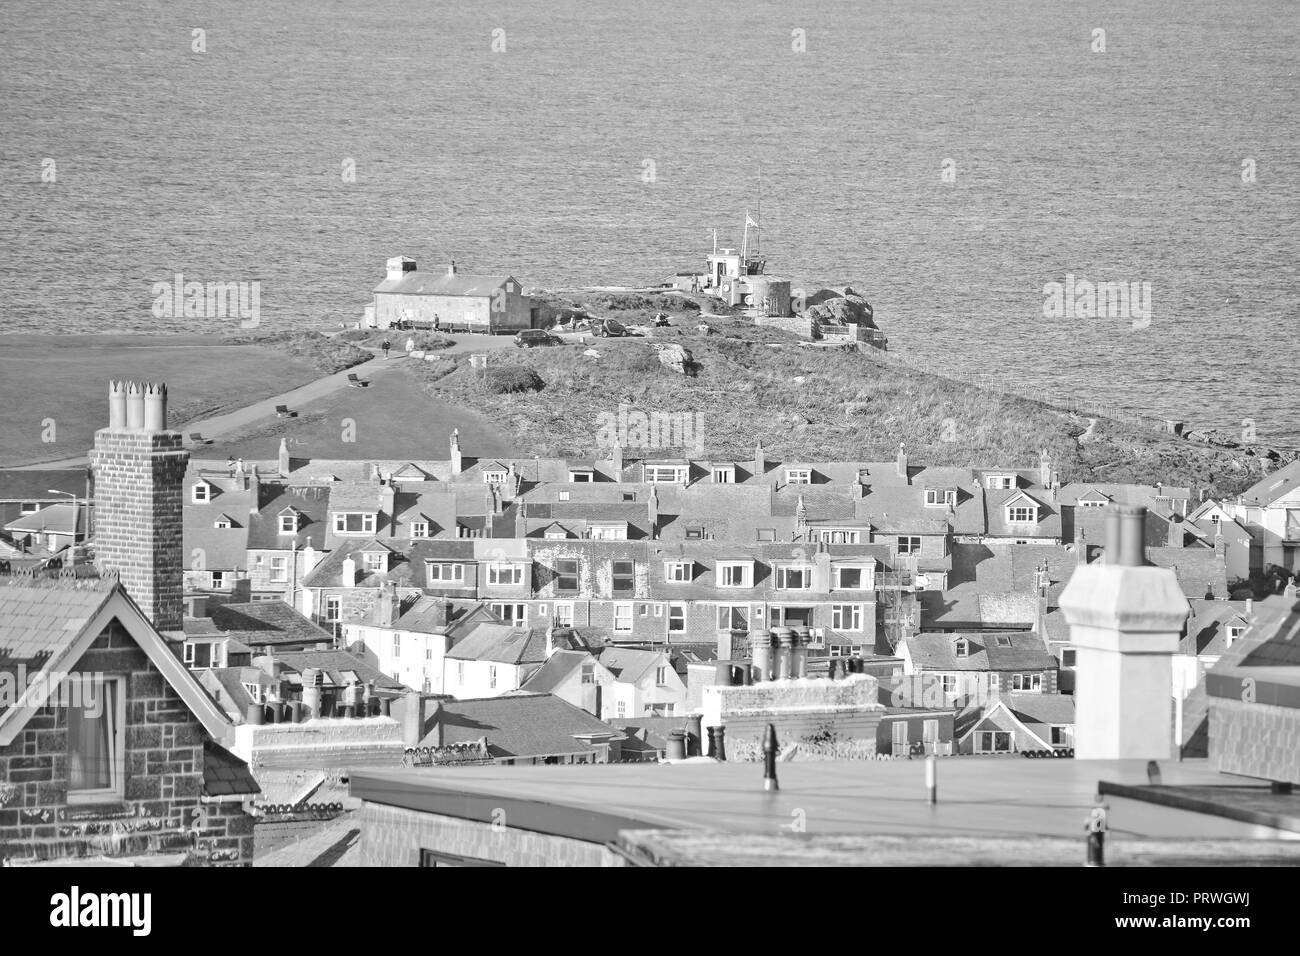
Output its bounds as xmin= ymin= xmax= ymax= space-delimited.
xmin=1 ymin=0 xmax=1297 ymax=443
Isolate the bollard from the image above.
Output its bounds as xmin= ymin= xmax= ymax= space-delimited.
xmin=708 ymin=725 xmax=727 ymax=762
xmin=666 ymin=730 xmax=687 ymax=761
xmin=925 ymin=754 xmax=937 ymax=804
xmin=762 ymin=724 xmax=780 ymax=792
xmin=1084 ymin=796 xmax=1109 ymax=866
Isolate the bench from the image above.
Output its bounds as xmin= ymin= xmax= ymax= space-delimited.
xmin=346 ymin=373 xmax=368 ymax=388
xmin=275 ymin=404 xmax=297 ymax=418
xmin=189 ymin=432 xmax=212 ymax=445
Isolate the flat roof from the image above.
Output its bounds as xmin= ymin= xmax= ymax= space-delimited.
xmin=351 ymin=758 xmax=1273 ymax=846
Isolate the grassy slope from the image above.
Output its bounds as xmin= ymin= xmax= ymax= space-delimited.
xmin=421 ymin=310 xmax=1276 ymax=498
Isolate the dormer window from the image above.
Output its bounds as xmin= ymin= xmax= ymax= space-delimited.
xmin=410 ymin=521 xmax=429 ymax=538
xmin=1007 ymin=505 xmax=1038 ymax=524
xmin=925 ymin=489 xmax=956 ymax=508
xmin=589 ymin=522 xmax=627 ymax=541
xmin=712 ymin=465 xmax=735 ymax=484
xmin=985 ymin=475 xmax=1015 ymax=490
xmin=775 ymin=565 xmax=813 ymax=590
xmin=192 ymin=482 xmax=211 ymax=503
xmin=487 ymin=562 xmax=525 ymax=586
xmin=213 ymin=517 xmax=232 ymax=530
xmin=363 ymin=551 xmax=387 ymax=573
xmin=1079 ymin=499 xmax=1107 ymax=508
xmin=664 ymin=561 xmax=692 ymax=582
xmin=333 ymin=512 xmax=376 ymax=534
xmin=785 ymin=468 xmax=811 ymax=485
xmin=569 ymin=469 xmax=594 ymax=483
xmin=279 ymin=513 xmax=299 ymax=534
xmin=1227 ymin=625 xmax=1245 ymax=645
xmin=645 ymin=464 xmax=688 ymax=484
xmin=819 ymin=529 xmax=861 ymax=544
xmin=955 ymin=638 xmax=969 ymax=657
xmin=483 ymin=469 xmax=508 ymax=484
xmin=717 ymin=561 xmax=753 ymax=588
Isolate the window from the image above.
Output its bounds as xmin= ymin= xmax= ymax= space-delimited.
xmin=544 ymin=529 xmax=568 ymax=540
xmin=334 ymin=512 xmax=376 ymax=534
xmin=1209 ymin=512 xmax=1221 ymax=524
xmin=363 ymin=552 xmax=386 ymax=573
xmin=614 ymin=603 xmax=633 ymax=632
xmin=556 ymin=559 xmax=579 ymax=591
xmin=985 ymin=476 xmax=1014 ymax=490
xmin=925 ymin=489 xmax=956 ymax=507
xmin=612 ymin=560 xmax=634 ymax=593
xmin=392 ymin=634 xmax=401 ymax=657
xmin=622 ymin=492 xmax=636 ymax=502
xmin=718 ymin=561 xmax=753 ymax=588
xmin=645 ymin=465 xmax=687 ymax=484
xmin=558 ymin=491 xmax=570 ymax=501
xmin=590 ymin=523 xmax=627 ymax=540
xmin=941 ymin=674 xmax=957 ymax=698
xmin=279 ymin=514 xmax=298 ymax=534
xmin=553 ymin=603 xmax=574 ymax=626
xmin=820 ymin=529 xmax=861 ymax=544
xmin=487 ymin=563 xmax=524 ymax=586
xmin=325 ymin=596 xmax=341 ymax=622
xmin=655 ymin=665 xmax=668 ymax=685
xmin=569 ymin=470 xmax=593 ymax=483
xmin=410 ymin=521 xmax=429 ymax=539
xmin=664 ymin=561 xmax=692 ymax=582
xmin=995 ymin=635 xmax=1012 ymax=647
xmin=775 ymin=565 xmax=813 ymax=590
xmin=67 ymin=675 xmax=125 ymax=802
xmin=1080 ymin=499 xmax=1106 ymax=508
xmin=785 ymin=469 xmax=811 ymax=485
xmin=488 ymin=666 xmax=497 ymax=689
xmin=191 ymin=483 xmax=210 ymax=503
xmin=988 ymin=673 xmax=999 ymax=691
xmin=20 ymin=501 xmax=40 ymax=515
xmin=897 ymin=536 xmax=922 ymax=555
xmin=483 ymin=470 xmax=508 ymax=484
xmin=1012 ymin=673 xmax=1042 ymax=692
xmin=270 ymin=556 xmax=288 ymax=583
xmin=833 ymin=567 xmax=864 ymax=589
xmin=210 ymin=570 xmax=228 ymax=589
xmin=976 ymin=731 xmax=1012 ymax=753
xmin=457 ymin=661 xmax=465 ymax=684
xmin=1061 ymin=648 xmax=1077 ymax=667
xmin=668 ymin=603 xmax=685 ymax=633
xmin=617 ymin=701 xmax=626 ymax=717
xmin=712 ymin=466 xmax=735 ymax=483
xmin=716 ymin=605 xmax=748 ymax=631
xmin=922 ymin=719 xmax=939 ymax=745
xmin=1050 ymin=726 xmax=1068 ymax=746
xmin=1007 ymin=506 xmax=1036 ymax=523
xmin=755 ymin=527 xmax=777 ymax=543
xmin=685 ymin=527 xmax=704 ymax=540
xmin=242 ymin=682 xmax=266 ymax=705
xmin=490 ymin=602 xmax=526 ymax=624
xmin=214 ymin=518 xmax=232 ymax=529
xmin=832 ymin=604 xmax=863 ymax=631
xmin=581 ymin=664 xmax=595 ymax=685
xmin=426 ymin=648 xmax=433 ymax=660
xmin=955 ymin=638 xmax=969 ymax=657
xmin=1227 ymin=625 xmax=1245 ymax=645
xmin=426 ymin=563 xmax=464 ymax=583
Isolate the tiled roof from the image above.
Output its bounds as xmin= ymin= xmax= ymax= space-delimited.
xmin=1004 ymin=693 xmax=1075 ymax=725
xmin=904 ymin=631 xmax=1057 ymax=672
xmin=272 ymin=649 xmax=407 ymax=691
xmin=1147 ymin=547 xmax=1229 ymax=599
xmin=0 ymin=577 xmax=114 ymax=670
xmin=428 ymin=693 xmax=624 ymax=758
xmin=373 ymin=272 xmax=517 ymax=298
xmin=596 ymin=646 xmax=666 ymax=684
xmin=1238 ymin=459 xmax=1300 ymax=507
xmin=519 ymin=650 xmax=592 ymax=693
xmin=208 ymin=601 xmax=333 ymax=648
xmin=203 ymin=739 xmax=261 ymax=797
xmin=443 ymin=624 xmax=542 ymax=664
xmin=3 ymin=503 xmax=88 ymax=535
xmin=1182 ymin=599 xmax=1252 ymax=656
xmin=246 ymin=485 xmax=333 ymax=551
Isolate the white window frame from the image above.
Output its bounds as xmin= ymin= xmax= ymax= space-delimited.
xmin=716 ymin=604 xmax=749 ymax=631
xmin=213 ymin=518 xmax=232 ymax=530
xmin=897 ymin=536 xmax=922 ymax=555
xmin=363 ymin=551 xmax=386 ymax=573
xmin=976 ymin=731 xmax=1012 ymax=754
xmin=269 ymin=555 xmax=288 ymax=583
xmin=820 ymin=529 xmax=861 ymax=544
xmin=832 ymin=565 xmax=869 ymax=590
xmin=483 ymin=470 xmax=508 ymax=484
xmin=210 ymin=570 xmax=228 ymax=589
xmin=487 ymin=562 xmax=524 ymax=586
xmin=558 ymin=491 xmax=571 ymax=501
xmin=775 ymin=565 xmax=813 ymax=590
xmin=1012 ymin=672 xmax=1043 ymax=693
xmin=191 ymin=483 xmax=210 ymax=503
xmin=831 ymin=604 xmax=863 ymax=631
xmin=613 ymin=602 xmax=634 ymax=632
xmin=664 ymin=561 xmax=691 ymax=582
xmin=925 ymin=489 xmax=955 ymax=508
xmin=426 ymin=562 xmax=465 ymax=583
xmin=553 ymin=602 xmax=574 ymax=627
xmin=589 ymin=523 xmax=627 ymax=541
xmin=718 ymin=561 xmax=753 ymax=588
xmin=785 ymin=468 xmax=812 ymax=485
xmin=66 ymin=675 xmax=127 ymax=804
xmin=490 ymin=602 xmax=526 ymax=624
xmin=410 ymin=521 xmax=429 ymax=539
xmin=325 ymin=595 xmax=341 ymax=622
xmin=645 ymin=465 xmax=688 ymax=484
xmin=279 ymin=514 xmax=298 ymax=534
xmin=712 ymin=466 xmax=735 ymax=484
xmin=985 ymin=475 xmax=1014 ymax=490
xmin=392 ymin=634 xmax=401 ymax=657
xmin=488 ymin=665 xmax=498 ymax=689
xmin=667 ymin=603 xmax=686 ymax=632
xmin=569 ymin=470 xmax=594 ymax=483
xmin=1007 ymin=506 xmax=1037 ymax=524
xmin=333 ymin=512 xmax=377 ymax=534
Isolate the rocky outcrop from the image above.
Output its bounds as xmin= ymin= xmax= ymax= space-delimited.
xmin=803 ymin=287 xmax=876 ymax=328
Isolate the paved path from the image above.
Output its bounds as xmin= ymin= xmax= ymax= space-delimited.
xmin=10 ymin=333 xmax=520 ymax=469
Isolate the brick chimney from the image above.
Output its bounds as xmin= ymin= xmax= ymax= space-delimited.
xmin=1060 ymin=505 xmax=1189 ymax=759
xmin=91 ymin=381 xmax=189 ymax=633
xmin=377 ymin=581 xmax=399 ymax=626
xmin=1166 ymin=514 xmax=1182 ymax=548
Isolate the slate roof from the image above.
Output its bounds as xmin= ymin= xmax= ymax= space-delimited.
xmin=1004 ymin=693 xmax=1075 ymax=725
xmin=0 ymin=577 xmax=115 ymax=673
xmin=4 ymin=503 xmax=88 ymax=535
xmin=208 ymin=601 xmax=333 ymax=649
xmin=247 ymin=485 xmax=333 ymax=551
xmin=203 ymin=739 xmax=262 ymax=797
xmin=519 ymin=650 xmax=593 ymax=693
xmin=1182 ymin=599 xmax=1252 ymax=656
xmin=271 ymin=649 xmax=407 ymax=691
xmin=1147 ymin=547 xmax=1229 ymax=599
xmin=427 ymin=694 xmax=625 ymax=759
xmin=596 ymin=646 xmax=667 ymax=684
xmin=373 ymin=272 xmax=518 ymax=298
xmin=0 ymin=469 xmax=86 ymax=501
xmin=1238 ymin=459 xmax=1300 ymax=507
xmin=903 ymin=631 xmax=1057 ymax=672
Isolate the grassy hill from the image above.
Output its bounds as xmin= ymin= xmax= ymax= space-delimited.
xmin=413 ymin=302 xmax=1283 ymax=499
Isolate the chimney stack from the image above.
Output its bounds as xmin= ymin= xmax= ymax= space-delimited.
xmin=611 ymin=443 xmax=624 ymax=478
xmin=403 ymin=690 xmax=427 ymax=746
xmin=896 ymin=442 xmax=908 ymax=482
xmin=1060 ymin=504 xmax=1189 ymax=760
xmin=278 ymin=437 xmax=290 ymax=477
xmin=450 ymin=429 xmax=463 ymax=476
xmin=753 ymin=438 xmax=765 ymax=479
xmin=91 ymin=380 xmax=189 ymax=632
xmin=386 ymin=256 xmax=416 ymax=282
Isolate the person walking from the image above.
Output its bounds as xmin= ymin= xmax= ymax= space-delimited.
xmin=381 ymin=338 xmax=391 ymax=359
xmin=405 ymin=336 xmax=415 ymax=355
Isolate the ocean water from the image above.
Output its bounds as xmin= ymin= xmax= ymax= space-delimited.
xmin=1 ymin=0 xmax=1297 ymax=444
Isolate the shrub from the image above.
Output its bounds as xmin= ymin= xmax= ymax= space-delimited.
xmin=486 ymin=367 xmax=544 ymax=394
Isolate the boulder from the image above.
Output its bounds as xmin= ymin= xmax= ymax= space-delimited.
xmin=654 ymin=344 xmax=697 ymax=376
xmin=804 ymin=287 xmax=875 ymax=327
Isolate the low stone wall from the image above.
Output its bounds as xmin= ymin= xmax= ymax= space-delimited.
xmin=358 ymin=802 xmax=626 ymax=867
xmin=233 ymin=716 xmax=405 ymax=772
xmin=702 ymin=676 xmax=884 ymax=761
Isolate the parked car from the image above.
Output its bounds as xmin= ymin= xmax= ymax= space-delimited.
xmin=595 ymin=318 xmax=630 ymax=337
xmin=514 ymin=330 xmax=562 ymax=348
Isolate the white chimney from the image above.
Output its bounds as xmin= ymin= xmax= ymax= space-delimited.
xmin=1060 ymin=506 xmax=1189 ymax=760
xmin=341 ymin=556 xmax=357 ymax=588
xmin=386 ymin=256 xmax=416 ymax=282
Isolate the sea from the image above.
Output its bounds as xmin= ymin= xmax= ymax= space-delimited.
xmin=1 ymin=0 xmax=1297 ymax=445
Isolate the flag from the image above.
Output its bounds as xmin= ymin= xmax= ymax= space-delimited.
xmin=745 ymin=213 xmax=759 ymax=229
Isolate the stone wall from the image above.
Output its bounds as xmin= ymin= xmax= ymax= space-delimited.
xmin=702 ymin=675 xmax=884 ymax=760
xmin=0 ymin=620 xmax=251 ymax=865
xmin=233 ymin=716 xmax=405 ymax=772
xmin=1209 ymin=697 xmax=1300 ymax=785
xmin=358 ymin=801 xmax=626 ymax=867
